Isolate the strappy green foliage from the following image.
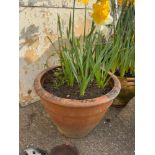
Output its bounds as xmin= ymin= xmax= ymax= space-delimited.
xmin=47 ymin=0 xmax=135 ymax=96
xmin=110 ymin=1 xmax=135 ymax=77
xmin=51 ymin=0 xmax=112 ymax=96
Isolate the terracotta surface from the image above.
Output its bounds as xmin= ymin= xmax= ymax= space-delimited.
xmin=34 ymin=67 xmax=121 ymax=138
xmin=113 ymin=77 xmax=135 ymax=107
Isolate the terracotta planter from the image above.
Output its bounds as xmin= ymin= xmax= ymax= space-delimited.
xmin=112 ymin=76 xmax=135 ymax=107
xmin=34 ymin=67 xmax=121 ymax=138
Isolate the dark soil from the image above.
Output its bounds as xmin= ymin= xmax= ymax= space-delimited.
xmin=42 ymin=68 xmax=113 ymax=100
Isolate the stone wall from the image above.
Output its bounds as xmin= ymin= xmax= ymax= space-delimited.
xmin=19 ymin=0 xmax=98 ymax=106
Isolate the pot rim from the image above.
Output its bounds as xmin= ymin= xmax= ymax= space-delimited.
xmin=34 ymin=66 xmax=121 ymax=108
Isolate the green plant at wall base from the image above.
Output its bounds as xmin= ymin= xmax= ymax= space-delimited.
xmin=110 ymin=1 xmax=135 ymax=77
xmin=48 ymin=0 xmax=112 ymax=96
xmin=58 ymin=21 xmax=111 ymax=96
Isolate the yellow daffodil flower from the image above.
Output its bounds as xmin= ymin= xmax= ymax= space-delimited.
xmin=77 ymin=0 xmax=89 ymax=5
xmin=91 ymin=0 xmax=110 ymax=25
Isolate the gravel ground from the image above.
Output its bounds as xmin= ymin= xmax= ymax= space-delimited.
xmin=20 ymin=98 xmax=135 ymax=155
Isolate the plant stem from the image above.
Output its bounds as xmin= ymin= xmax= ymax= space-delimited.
xmin=84 ymin=5 xmax=87 ymax=41
xmin=113 ymin=1 xmax=116 ymax=44
xmin=72 ymin=0 xmax=76 ymax=41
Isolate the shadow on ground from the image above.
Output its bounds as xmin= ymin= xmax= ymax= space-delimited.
xmin=20 ymin=98 xmax=135 ymax=155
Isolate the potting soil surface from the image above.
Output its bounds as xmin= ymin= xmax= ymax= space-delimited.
xmin=42 ymin=69 xmax=113 ymax=100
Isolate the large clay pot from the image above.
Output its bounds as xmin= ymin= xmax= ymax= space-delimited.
xmin=34 ymin=67 xmax=121 ymax=138
xmin=112 ymin=76 xmax=135 ymax=107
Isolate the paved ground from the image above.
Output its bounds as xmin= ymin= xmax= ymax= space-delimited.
xmin=20 ymin=98 xmax=135 ymax=155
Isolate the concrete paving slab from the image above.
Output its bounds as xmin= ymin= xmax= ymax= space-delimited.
xmin=20 ymin=98 xmax=135 ymax=155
